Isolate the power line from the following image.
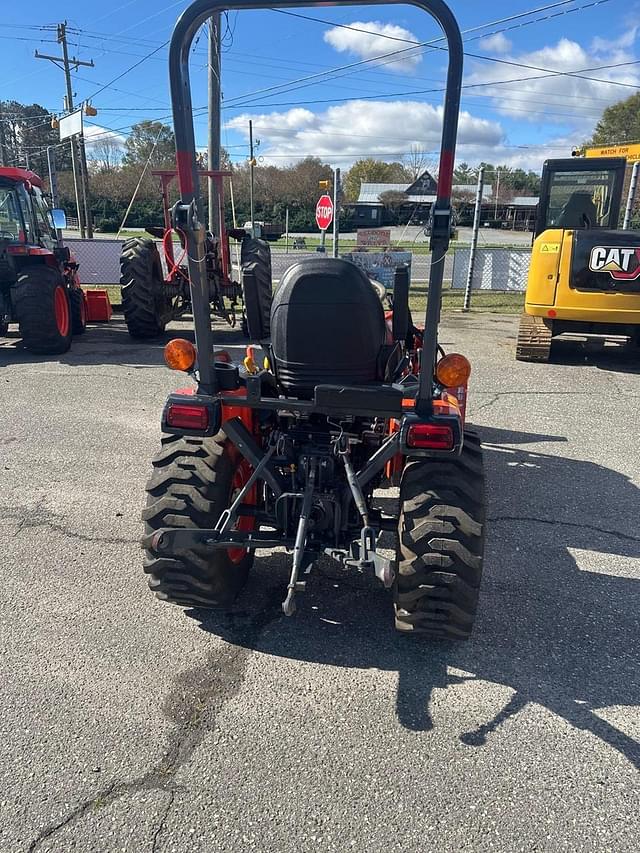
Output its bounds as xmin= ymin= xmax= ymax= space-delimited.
xmin=235 ymin=0 xmax=630 ymax=108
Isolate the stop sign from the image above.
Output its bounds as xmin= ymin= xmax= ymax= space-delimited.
xmin=315 ymin=194 xmax=334 ymax=231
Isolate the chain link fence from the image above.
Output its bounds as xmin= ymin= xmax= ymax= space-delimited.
xmin=451 ymin=247 xmax=532 ymax=292
xmin=66 ymin=239 xmax=451 ymax=287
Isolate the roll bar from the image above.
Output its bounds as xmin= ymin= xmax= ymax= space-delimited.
xmin=169 ymin=0 xmax=462 ymax=410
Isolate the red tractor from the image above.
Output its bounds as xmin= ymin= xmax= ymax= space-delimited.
xmin=0 ymin=167 xmax=88 ymax=354
xmin=120 ymin=169 xmax=270 ymax=339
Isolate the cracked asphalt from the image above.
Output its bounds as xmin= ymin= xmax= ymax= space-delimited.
xmin=1 ymin=312 xmax=639 ymax=852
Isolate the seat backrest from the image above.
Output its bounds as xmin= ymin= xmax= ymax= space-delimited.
xmin=271 ymin=258 xmax=386 ymax=397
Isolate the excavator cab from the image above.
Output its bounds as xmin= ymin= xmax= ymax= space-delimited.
xmin=535 ymin=158 xmax=626 ymax=236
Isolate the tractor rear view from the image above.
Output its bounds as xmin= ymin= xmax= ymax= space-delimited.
xmin=0 ymin=167 xmax=88 ymax=354
xmin=140 ymin=0 xmax=487 ymax=638
xmin=120 ymin=170 xmax=271 ymax=338
xmin=517 ymin=156 xmax=640 ymax=361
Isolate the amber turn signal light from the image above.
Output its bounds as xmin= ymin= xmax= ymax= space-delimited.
xmin=436 ymin=353 xmax=471 ymax=388
xmin=164 ymin=338 xmax=197 ymax=372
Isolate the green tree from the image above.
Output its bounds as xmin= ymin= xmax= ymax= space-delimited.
xmin=453 ymin=162 xmax=476 ymax=184
xmin=122 ymin=120 xmax=176 ymax=169
xmin=342 ymin=158 xmax=409 ymax=201
xmin=0 ymin=100 xmax=69 ymax=176
xmin=591 ymin=93 xmax=640 ymax=145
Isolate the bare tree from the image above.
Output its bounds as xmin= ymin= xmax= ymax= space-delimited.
xmin=89 ymin=136 xmax=123 ymax=173
xmin=404 ymin=145 xmax=431 ymax=182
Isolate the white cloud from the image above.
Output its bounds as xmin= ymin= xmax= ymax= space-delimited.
xmin=591 ymin=27 xmax=637 ymax=53
xmin=83 ymin=124 xmax=126 ymax=151
xmin=225 ymin=100 xmax=503 ymax=167
xmin=465 ymin=36 xmax=640 ymax=134
xmin=479 ymin=33 xmax=512 ymax=54
xmin=323 ymin=21 xmax=423 ymax=73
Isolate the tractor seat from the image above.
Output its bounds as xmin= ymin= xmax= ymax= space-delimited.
xmin=270 ymin=258 xmax=387 ymax=398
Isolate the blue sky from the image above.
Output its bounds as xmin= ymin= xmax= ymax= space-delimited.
xmin=2 ymin=0 xmax=639 ymax=171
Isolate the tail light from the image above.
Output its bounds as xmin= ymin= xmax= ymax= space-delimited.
xmin=166 ymin=402 xmax=209 ymax=430
xmin=406 ymin=422 xmax=454 ymax=450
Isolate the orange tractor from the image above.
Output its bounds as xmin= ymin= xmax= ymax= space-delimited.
xmin=141 ymin=0 xmax=486 ymax=637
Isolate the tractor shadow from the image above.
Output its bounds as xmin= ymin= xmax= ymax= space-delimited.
xmin=0 ymin=315 xmax=248 ymax=369
xmin=189 ymin=425 xmax=640 ymax=769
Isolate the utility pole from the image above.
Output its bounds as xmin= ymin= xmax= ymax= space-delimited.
xmin=332 ymin=167 xmax=341 ymax=258
xmin=494 ymin=169 xmax=500 ymax=220
xmin=0 ymin=103 xmax=8 ymax=167
xmin=463 ymin=165 xmax=485 ymax=312
xmin=36 ymin=22 xmax=94 ymax=238
xmin=623 ymin=161 xmax=639 ymax=230
xmin=47 ymin=146 xmax=64 ymax=247
xmin=249 ymin=119 xmax=256 ymax=237
xmin=207 ymin=14 xmax=221 ymax=235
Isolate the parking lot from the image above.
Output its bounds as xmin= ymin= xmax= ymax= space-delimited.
xmin=1 ymin=313 xmax=638 ymax=852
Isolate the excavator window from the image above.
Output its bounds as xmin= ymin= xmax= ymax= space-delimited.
xmin=535 ymin=157 xmax=627 ymax=237
xmin=547 ymin=169 xmax=616 ymax=229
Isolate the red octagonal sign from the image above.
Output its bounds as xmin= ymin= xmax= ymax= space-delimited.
xmin=315 ymin=194 xmax=334 ymax=231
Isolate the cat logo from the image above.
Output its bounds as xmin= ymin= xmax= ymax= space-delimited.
xmin=589 ymin=246 xmax=640 ymax=281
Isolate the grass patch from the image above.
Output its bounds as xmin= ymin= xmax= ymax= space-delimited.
xmin=411 ymin=284 xmax=524 ymax=314
xmin=91 ymin=283 xmax=523 ymax=316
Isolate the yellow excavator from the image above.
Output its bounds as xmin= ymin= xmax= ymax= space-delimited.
xmin=516 ymin=156 xmax=640 ymax=361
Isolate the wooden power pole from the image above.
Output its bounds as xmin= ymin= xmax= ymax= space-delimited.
xmin=36 ymin=22 xmax=94 ymax=238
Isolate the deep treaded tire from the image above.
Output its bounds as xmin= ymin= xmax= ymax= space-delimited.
xmin=394 ymin=430 xmax=486 ymax=639
xmin=11 ymin=266 xmax=72 ymax=354
xmin=69 ymin=287 xmax=88 ymax=335
xmin=241 ymin=236 xmax=272 ymax=340
xmin=142 ymin=434 xmax=254 ymax=608
xmin=516 ymin=312 xmax=553 ymax=362
xmin=120 ymin=237 xmax=171 ymax=339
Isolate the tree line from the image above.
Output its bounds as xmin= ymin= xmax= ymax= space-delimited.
xmin=1 ymin=92 xmax=637 ymax=233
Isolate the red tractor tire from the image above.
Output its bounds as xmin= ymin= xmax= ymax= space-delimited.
xmin=11 ymin=266 xmax=72 ymax=355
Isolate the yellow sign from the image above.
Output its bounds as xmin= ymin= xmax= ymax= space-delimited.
xmin=540 ymin=242 xmax=561 ymax=254
xmin=584 ymin=143 xmax=640 ymax=164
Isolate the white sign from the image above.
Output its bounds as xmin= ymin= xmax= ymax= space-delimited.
xmin=59 ymin=110 xmax=83 ymax=140
xmin=342 ymin=251 xmax=412 ymax=290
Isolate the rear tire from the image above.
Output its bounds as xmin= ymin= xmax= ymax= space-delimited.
xmin=241 ymin=236 xmax=272 ymax=340
xmin=11 ymin=266 xmax=72 ymax=354
xmin=120 ymin=237 xmax=172 ymax=339
xmin=142 ymin=434 xmax=254 ymax=608
xmin=394 ymin=430 xmax=486 ymax=639
xmin=69 ymin=288 xmax=88 ymax=335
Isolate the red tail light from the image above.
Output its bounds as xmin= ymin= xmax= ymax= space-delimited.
xmin=406 ymin=423 xmax=454 ymax=450
xmin=166 ymin=402 xmax=209 ymax=430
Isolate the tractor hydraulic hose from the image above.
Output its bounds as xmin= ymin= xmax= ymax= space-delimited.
xmin=162 ymin=227 xmax=189 ymax=281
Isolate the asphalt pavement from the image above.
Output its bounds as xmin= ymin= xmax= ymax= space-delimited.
xmin=0 ymin=313 xmax=638 ymax=852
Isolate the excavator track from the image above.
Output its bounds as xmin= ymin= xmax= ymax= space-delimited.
xmin=516 ymin=313 xmax=553 ymax=362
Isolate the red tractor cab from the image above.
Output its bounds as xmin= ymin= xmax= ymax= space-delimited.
xmin=0 ymin=167 xmax=89 ymax=354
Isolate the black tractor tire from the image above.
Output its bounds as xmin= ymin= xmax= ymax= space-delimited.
xmin=394 ymin=430 xmax=486 ymax=639
xmin=142 ymin=434 xmax=254 ymax=608
xmin=120 ymin=237 xmax=172 ymax=339
xmin=241 ymin=236 xmax=272 ymax=340
xmin=11 ymin=266 xmax=72 ymax=355
xmin=69 ymin=287 xmax=88 ymax=335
